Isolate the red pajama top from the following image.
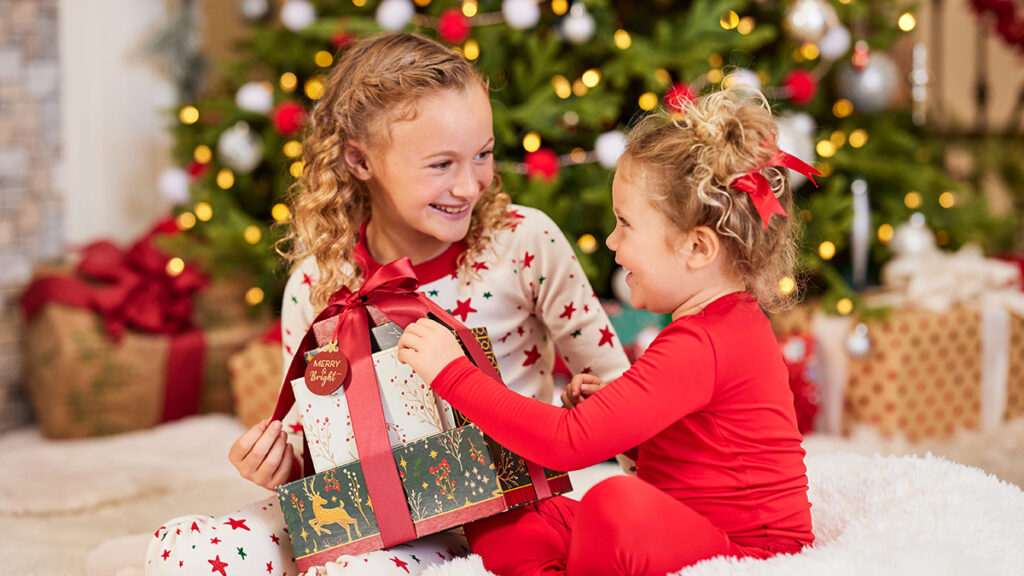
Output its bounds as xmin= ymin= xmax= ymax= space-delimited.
xmin=433 ymin=291 xmax=813 ymax=542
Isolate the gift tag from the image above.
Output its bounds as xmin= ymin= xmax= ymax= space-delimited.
xmin=304 ymin=350 xmax=349 ymax=395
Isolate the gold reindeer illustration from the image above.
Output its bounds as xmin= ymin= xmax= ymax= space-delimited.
xmin=304 ymin=484 xmax=362 ymax=541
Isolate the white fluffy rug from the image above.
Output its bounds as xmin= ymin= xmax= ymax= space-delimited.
xmin=3 ymin=416 xmax=1024 ymax=575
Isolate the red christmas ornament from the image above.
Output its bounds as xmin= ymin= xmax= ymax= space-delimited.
xmin=332 ymin=30 xmax=354 ymax=50
xmin=272 ymin=101 xmax=307 ymax=136
xmin=437 ymin=8 xmax=471 ymax=44
xmin=524 ymin=149 xmax=559 ymax=180
xmin=186 ymin=160 xmax=209 ymax=179
xmin=783 ymin=69 xmax=818 ymax=105
xmin=663 ymin=83 xmax=696 ymax=113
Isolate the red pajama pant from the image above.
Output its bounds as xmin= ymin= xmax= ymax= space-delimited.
xmin=465 ymin=476 xmax=799 ymax=576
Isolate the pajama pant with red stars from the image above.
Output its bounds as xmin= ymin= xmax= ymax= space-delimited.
xmin=465 ymin=476 xmax=804 ymax=576
xmin=144 ymin=495 xmax=469 ymax=576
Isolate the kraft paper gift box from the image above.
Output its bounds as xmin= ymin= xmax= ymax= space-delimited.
xmin=271 ymin=258 xmax=571 ymax=570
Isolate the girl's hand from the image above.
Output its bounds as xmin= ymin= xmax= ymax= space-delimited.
xmin=560 ymin=373 xmax=607 ymax=408
xmin=228 ymin=418 xmax=294 ymax=490
xmin=397 ymin=318 xmax=465 ymax=384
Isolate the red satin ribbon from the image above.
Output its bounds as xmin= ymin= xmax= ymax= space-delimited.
xmin=19 ymin=220 xmax=207 ymax=422
xmin=273 ymin=257 xmax=553 ymax=546
xmin=731 ymin=148 xmax=822 ymax=228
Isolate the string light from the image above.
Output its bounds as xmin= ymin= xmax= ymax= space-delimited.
xmin=708 ymin=54 xmax=723 ymax=67
xmin=800 ymin=210 xmax=813 ymax=222
xmin=195 ymin=202 xmax=213 ymax=222
xmin=463 ymin=39 xmax=480 ymax=61
xmin=245 ymin=287 xmax=265 ymax=306
xmin=818 ymin=241 xmax=837 ymax=260
xmin=707 ymin=69 xmax=724 ymax=83
xmin=800 ymin=42 xmax=820 ymax=60
xmin=572 ymin=79 xmax=588 ymax=96
xmin=638 ymin=92 xmax=658 ymax=110
xmin=737 ymin=17 xmax=755 ymax=35
xmin=577 ymin=234 xmax=598 ymax=254
xmin=272 ymin=203 xmax=291 ymax=222
xmin=581 ymin=69 xmax=601 ymax=88
xmin=522 ymin=132 xmax=541 ymax=153
xmin=283 ymin=140 xmax=303 ymax=158
xmin=462 ymin=0 xmax=478 ymax=18
xmin=413 ymin=0 xmax=430 ymax=6
xmin=904 ymin=191 xmax=922 ymax=209
xmin=216 ymin=168 xmax=235 ymax=189
xmin=848 ymin=129 xmax=868 ymax=147
xmin=614 ymin=29 xmax=632 ymax=50
xmin=939 ymin=191 xmax=956 ymax=208
xmin=836 ymin=298 xmax=854 ymax=315
xmin=314 ymin=51 xmax=334 ymax=68
xmin=551 ymin=0 xmax=568 ymax=16
xmin=569 ymin=147 xmax=588 ymax=163
xmin=305 ymin=77 xmax=324 ymax=100
xmin=193 ymin=145 xmax=212 ymax=164
xmin=290 ymin=160 xmax=305 ymax=178
xmin=562 ymin=111 xmax=580 ymax=126
xmin=720 ymin=10 xmax=739 ymax=30
xmin=898 ymin=12 xmax=917 ymax=31
xmin=654 ymin=68 xmax=672 ymax=84
xmin=816 ymin=162 xmax=834 ymax=177
xmin=176 ymin=212 xmax=197 ymax=230
xmin=166 ymin=257 xmax=185 ymax=277
xmin=833 ymin=99 xmax=854 ymax=118
xmin=551 ymin=75 xmax=572 ymax=99
xmin=179 ymin=106 xmax=199 ymax=125
xmin=353 ymin=0 xmax=368 ymax=6
xmin=280 ymin=72 xmax=298 ymax=93
xmin=778 ymin=276 xmax=796 ymax=295
xmin=816 ymin=140 xmax=837 ymax=158
xmin=244 ymin=225 xmax=262 ymax=244
xmin=877 ymin=223 xmax=894 ymax=244
xmin=830 ymin=130 xmax=846 ymax=147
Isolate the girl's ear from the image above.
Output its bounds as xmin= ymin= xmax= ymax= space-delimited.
xmin=343 ymin=140 xmax=373 ymax=181
xmin=680 ymin=226 xmax=721 ymax=270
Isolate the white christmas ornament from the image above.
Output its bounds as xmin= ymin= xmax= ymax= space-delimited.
xmin=235 ymin=82 xmax=274 ymax=114
xmin=783 ymin=0 xmax=839 ymax=43
xmin=844 ymin=322 xmax=872 ymax=357
xmin=240 ymin=0 xmax=270 ymax=21
xmin=376 ymin=0 xmax=415 ymax=31
xmin=775 ymin=112 xmax=816 ymax=187
xmin=723 ymin=69 xmax=762 ymax=92
xmin=889 ymin=212 xmax=937 ymax=258
xmin=217 ymin=122 xmax=265 ymax=174
xmin=562 ymin=4 xmax=595 ymax=44
xmin=158 ymin=167 xmax=190 ymax=206
xmin=818 ymin=24 xmax=851 ymax=60
xmin=594 ymin=131 xmax=627 ymax=169
xmin=611 ymin=266 xmax=631 ymax=306
xmin=836 ymin=52 xmax=900 ymax=113
xmin=280 ymin=0 xmax=316 ymax=31
xmin=502 ymin=0 xmax=540 ymax=30
xmin=634 ymin=325 xmax=661 ymax=357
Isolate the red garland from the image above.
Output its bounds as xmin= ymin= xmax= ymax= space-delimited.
xmin=969 ymin=0 xmax=1024 ymax=54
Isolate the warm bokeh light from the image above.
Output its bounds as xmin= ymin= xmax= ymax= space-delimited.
xmin=638 ymin=92 xmax=658 ymax=110
xmin=193 ymin=145 xmax=212 ymax=164
xmin=244 ymin=225 xmax=262 ymax=245
xmin=283 ymin=140 xmax=303 ymax=158
xmin=720 ymin=10 xmax=739 ymax=30
xmin=581 ymin=69 xmax=601 ymax=88
xmin=778 ymin=276 xmax=797 ymax=295
xmin=904 ymin=191 xmax=922 ymax=209
xmin=737 ymin=17 xmax=755 ymax=35
xmin=848 ymin=129 xmax=868 ymax=148
xmin=816 ymin=140 xmax=837 ymax=158
xmin=272 ymin=203 xmax=291 ymax=222
xmin=898 ymin=12 xmax=917 ymax=32
xmin=830 ymin=130 xmax=847 ymax=147
xmin=290 ymin=160 xmax=305 ymax=178
xmin=463 ymin=39 xmax=480 ymax=61
xmin=194 ymin=201 xmax=213 ymax=222
xmin=245 ymin=287 xmax=265 ymax=306
xmin=314 ymin=51 xmax=334 ymax=68
xmin=818 ymin=241 xmax=837 ymax=260
xmin=522 ymin=132 xmax=541 ymax=153
xmin=216 ymin=168 xmax=234 ymax=190
xmin=614 ymin=29 xmax=632 ymax=50
xmin=577 ymin=234 xmax=598 ymax=254
xmin=836 ymin=298 xmax=854 ymax=315
xmin=800 ymin=43 xmax=820 ymax=60
xmin=280 ymin=72 xmax=298 ymax=93
xmin=939 ymin=191 xmax=956 ymax=208
xmin=877 ymin=223 xmax=894 ymax=244
xmin=462 ymin=0 xmax=478 ymax=17
xmin=654 ymin=68 xmax=672 ymax=84
xmin=166 ymin=257 xmax=185 ymax=277
xmin=707 ymin=69 xmax=724 ymax=84
xmin=833 ymin=99 xmax=854 ymax=118
xmin=305 ymin=77 xmax=324 ymax=100
xmin=551 ymin=0 xmax=568 ymax=15
xmin=176 ymin=212 xmax=197 ymax=230
xmin=179 ymin=106 xmax=199 ymax=125
xmin=569 ymin=147 xmax=588 ymax=164
xmin=572 ymin=79 xmax=588 ymax=96
xmin=552 ymin=75 xmax=572 ymax=99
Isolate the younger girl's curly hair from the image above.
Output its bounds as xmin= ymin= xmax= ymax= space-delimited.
xmin=621 ymin=86 xmax=799 ymax=312
xmin=279 ymin=32 xmax=510 ymax=309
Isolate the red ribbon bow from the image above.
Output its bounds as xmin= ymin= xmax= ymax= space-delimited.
xmin=731 ymin=148 xmax=822 ymax=229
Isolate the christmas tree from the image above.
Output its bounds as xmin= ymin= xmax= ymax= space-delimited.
xmin=159 ymin=0 xmax=1016 ymax=316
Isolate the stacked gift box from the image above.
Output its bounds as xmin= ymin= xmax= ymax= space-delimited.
xmin=273 ymin=260 xmax=572 ymax=571
xmin=19 ymin=220 xmax=270 ymax=438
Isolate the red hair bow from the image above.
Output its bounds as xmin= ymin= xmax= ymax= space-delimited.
xmin=731 ymin=149 xmax=822 ymax=228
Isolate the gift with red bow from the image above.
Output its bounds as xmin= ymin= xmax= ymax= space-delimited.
xmin=272 ymin=257 xmax=571 ymax=570
xmin=19 ymin=219 xmax=268 ymax=438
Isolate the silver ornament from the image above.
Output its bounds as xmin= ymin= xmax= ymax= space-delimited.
xmin=240 ymin=0 xmax=270 ymax=21
xmin=562 ymin=4 xmax=595 ymax=44
xmin=502 ymin=0 xmax=541 ymax=30
xmin=217 ymin=122 xmax=265 ymax=174
xmin=845 ymin=322 xmax=872 ymax=357
xmin=775 ymin=112 xmax=816 ymax=188
xmin=835 ymin=52 xmax=900 ymax=113
xmin=889 ymin=212 xmax=937 ymax=258
xmin=784 ymin=0 xmax=839 ymax=43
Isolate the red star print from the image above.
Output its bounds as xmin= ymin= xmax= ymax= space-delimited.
xmin=302 ymin=273 xmax=313 ymax=286
xmin=598 ymin=326 xmax=615 ymax=347
xmin=523 ymin=346 xmax=541 ymax=367
xmin=288 ymin=422 xmax=304 ymax=433
xmin=436 ymin=552 xmax=447 ymax=560
xmin=522 ymin=251 xmax=535 ymax=268
xmin=270 ymin=533 xmax=280 ymax=545
xmin=452 ymin=298 xmax=477 ymax=322
xmin=285 ymin=344 xmax=292 ymax=355
xmin=190 ymin=521 xmax=201 ymax=533
xmin=175 ymin=528 xmax=181 ymax=535
xmin=584 ymin=304 xmax=590 ymax=313
xmin=517 ymin=326 xmax=525 ymax=336
xmin=224 ymin=517 xmax=250 ymax=531
xmin=161 ymin=550 xmax=171 ymax=561
xmin=471 ymin=261 xmax=489 ymax=272
xmin=559 ymin=302 xmax=576 ymax=320
xmin=582 ymin=367 xmax=593 ymax=374
xmin=266 ymin=561 xmax=273 ymax=573
xmin=390 ymin=556 xmax=410 ymax=573
xmin=179 ymin=561 xmax=183 ymax=568
xmin=210 ymin=537 xmax=221 ymax=545
xmin=507 ymin=209 xmax=524 ymax=220
xmin=208 ymin=555 xmax=229 ymax=576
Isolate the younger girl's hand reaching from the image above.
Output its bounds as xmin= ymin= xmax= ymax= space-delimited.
xmin=560 ymin=373 xmax=607 ymax=408
xmin=397 ymin=318 xmax=465 ymax=384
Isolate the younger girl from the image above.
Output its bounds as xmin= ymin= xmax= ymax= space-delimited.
xmin=144 ymin=33 xmax=629 ymax=575
xmin=397 ymin=86 xmax=818 ymax=575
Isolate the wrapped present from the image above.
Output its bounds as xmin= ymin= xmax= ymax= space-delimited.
xmin=228 ymin=325 xmax=285 ymax=428
xmin=779 ymin=333 xmax=819 ymax=434
xmin=272 ymin=258 xmax=570 ymax=570
xmin=19 ymin=220 xmax=268 ymax=438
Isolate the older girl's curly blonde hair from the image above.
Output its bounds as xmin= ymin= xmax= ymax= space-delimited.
xmin=278 ymin=32 xmax=509 ymax=309
xmin=622 ymin=86 xmax=800 ymax=312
